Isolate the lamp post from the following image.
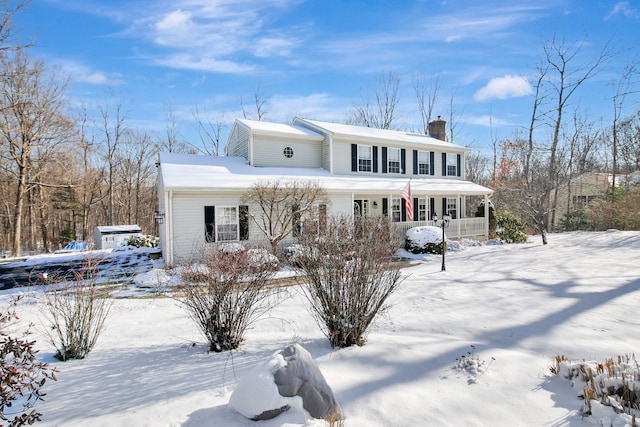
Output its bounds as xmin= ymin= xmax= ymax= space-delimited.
xmin=432 ymin=214 xmax=450 ymax=271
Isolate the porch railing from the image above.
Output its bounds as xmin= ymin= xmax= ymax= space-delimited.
xmin=394 ymin=217 xmax=487 ymax=239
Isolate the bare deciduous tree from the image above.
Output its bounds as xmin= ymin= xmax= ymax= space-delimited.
xmin=347 ymin=71 xmax=400 ymax=129
xmin=541 ymin=36 xmax=612 ymax=227
xmin=0 ymin=51 xmax=72 ymax=256
xmin=192 ymin=105 xmax=226 ymax=155
xmin=99 ymin=95 xmax=129 ymax=226
xmin=413 ymin=73 xmax=439 ymax=135
xmin=240 ymin=83 xmax=270 ymax=121
xmin=242 ymin=179 xmax=329 ymax=255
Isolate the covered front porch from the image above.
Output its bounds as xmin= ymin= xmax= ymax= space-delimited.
xmin=350 ymin=191 xmax=491 ymax=239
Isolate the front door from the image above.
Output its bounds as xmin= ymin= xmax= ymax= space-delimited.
xmin=353 ymin=199 xmax=369 ymax=218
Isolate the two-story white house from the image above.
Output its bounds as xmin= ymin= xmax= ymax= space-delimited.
xmin=156 ymin=117 xmax=493 ymax=265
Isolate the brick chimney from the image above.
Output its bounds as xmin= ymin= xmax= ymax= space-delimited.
xmin=428 ymin=116 xmax=447 ymax=141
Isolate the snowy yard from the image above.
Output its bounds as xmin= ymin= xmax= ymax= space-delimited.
xmin=2 ymin=230 xmax=640 ymax=426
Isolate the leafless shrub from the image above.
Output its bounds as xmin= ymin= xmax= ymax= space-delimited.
xmin=292 ymin=215 xmax=404 ymax=348
xmin=179 ymin=244 xmax=281 ymax=352
xmin=1 ymin=296 xmax=57 ymax=426
xmin=41 ymin=259 xmax=112 ymax=361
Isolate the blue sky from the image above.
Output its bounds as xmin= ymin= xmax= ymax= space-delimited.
xmin=14 ymin=0 xmax=640 ymax=154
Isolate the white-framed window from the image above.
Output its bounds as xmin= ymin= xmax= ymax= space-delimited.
xmin=446 ymin=197 xmax=457 ymax=220
xmin=388 ymin=147 xmax=401 ymax=174
xmin=417 ymin=197 xmax=428 ymax=221
xmin=391 ymin=198 xmax=401 ymax=222
xmin=418 ymin=151 xmax=430 ymax=175
xmin=446 ymin=154 xmax=457 ymax=176
xmin=216 ymin=206 xmax=239 ymax=241
xmin=358 ymin=145 xmax=372 ymax=172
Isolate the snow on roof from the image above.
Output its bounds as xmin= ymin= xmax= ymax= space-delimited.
xmin=95 ymin=225 xmax=142 ymax=233
xmin=158 ymin=153 xmax=492 ymax=196
xmin=236 ymin=118 xmax=324 ymax=139
xmin=295 ymin=118 xmax=466 ymax=150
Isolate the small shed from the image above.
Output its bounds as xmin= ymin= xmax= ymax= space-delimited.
xmin=93 ymin=225 xmax=142 ymax=250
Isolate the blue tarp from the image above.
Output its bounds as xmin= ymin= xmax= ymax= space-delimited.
xmin=64 ymin=241 xmax=88 ymax=251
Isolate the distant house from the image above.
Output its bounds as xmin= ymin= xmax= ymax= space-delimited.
xmin=553 ymin=171 xmax=640 ymax=228
xmin=156 ymin=118 xmax=493 ymax=266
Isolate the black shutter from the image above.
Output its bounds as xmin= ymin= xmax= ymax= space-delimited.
xmin=457 ymin=154 xmax=461 ymax=177
xmin=373 ymin=146 xmax=378 ymax=173
xmin=430 ymin=152 xmax=435 ymax=175
xmin=382 ymin=198 xmax=388 ymax=217
xmin=442 ymin=198 xmax=447 ymax=217
xmin=442 ymin=153 xmax=447 ymax=176
xmin=204 ymin=206 xmax=215 ymax=242
xmin=351 ymin=144 xmax=357 ymax=172
xmin=382 ymin=147 xmax=387 ymax=173
xmin=401 ymin=149 xmax=406 ymax=174
xmin=239 ymin=205 xmax=249 ymax=240
xmin=430 ymin=198 xmax=435 ymax=220
xmin=413 ymin=197 xmax=419 ymax=221
xmin=401 ymin=198 xmax=406 ymax=222
xmin=413 ymin=150 xmax=418 ymax=175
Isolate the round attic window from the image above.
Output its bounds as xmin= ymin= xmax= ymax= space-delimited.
xmin=283 ymin=146 xmax=294 ymax=158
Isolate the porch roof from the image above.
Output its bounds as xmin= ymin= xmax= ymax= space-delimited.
xmin=158 ymin=153 xmax=493 ymax=196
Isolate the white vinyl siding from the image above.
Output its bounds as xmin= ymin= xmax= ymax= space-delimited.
xmin=331 ymin=142 xmax=353 ymax=174
xmin=323 ymin=137 xmax=331 ymax=170
xmin=226 ymin=123 xmax=250 ymax=159
xmin=252 ymin=137 xmax=322 ymax=168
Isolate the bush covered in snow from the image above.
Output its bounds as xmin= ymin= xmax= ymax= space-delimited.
xmin=496 ymin=210 xmax=528 ymax=243
xmin=123 ymin=234 xmax=159 ymax=248
xmin=405 ymin=226 xmax=446 ymax=254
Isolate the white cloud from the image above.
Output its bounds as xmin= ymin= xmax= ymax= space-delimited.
xmin=473 ymin=75 xmax=532 ymax=101
xmin=55 ymin=59 xmax=125 ymax=86
xmin=135 ymin=1 xmax=303 ymax=67
xmin=605 ymin=2 xmax=639 ymax=19
xmin=154 ymin=53 xmax=255 ymax=74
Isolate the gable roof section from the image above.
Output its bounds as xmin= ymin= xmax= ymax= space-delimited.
xmin=293 ymin=117 xmax=467 ymax=151
xmin=235 ymin=118 xmax=324 ymax=140
xmin=158 ymin=153 xmax=492 ymax=196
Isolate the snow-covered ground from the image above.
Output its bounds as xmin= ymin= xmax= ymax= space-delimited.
xmin=2 ymin=230 xmax=640 ymax=426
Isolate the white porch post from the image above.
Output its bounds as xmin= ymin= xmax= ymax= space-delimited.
xmin=456 ymin=194 xmax=461 ymax=237
xmin=484 ymin=194 xmax=489 ymax=238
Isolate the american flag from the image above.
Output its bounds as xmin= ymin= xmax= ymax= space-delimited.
xmin=402 ymin=180 xmax=413 ymax=220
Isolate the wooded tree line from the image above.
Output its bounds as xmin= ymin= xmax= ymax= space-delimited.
xmin=0 ymin=3 xmax=163 ymax=256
